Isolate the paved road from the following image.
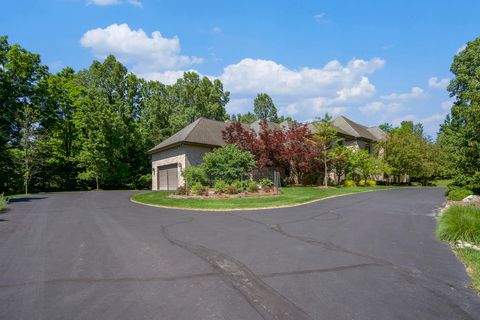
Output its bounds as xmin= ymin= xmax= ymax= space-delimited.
xmin=0 ymin=188 xmax=479 ymax=320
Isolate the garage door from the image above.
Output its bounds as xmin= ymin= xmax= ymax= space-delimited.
xmin=157 ymin=164 xmax=178 ymax=191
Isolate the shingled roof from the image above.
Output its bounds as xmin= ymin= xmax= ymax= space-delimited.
xmin=147 ymin=118 xmax=228 ymax=154
xmin=148 ymin=116 xmax=385 ymax=154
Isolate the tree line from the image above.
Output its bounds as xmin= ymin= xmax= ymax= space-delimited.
xmin=0 ymin=36 xmax=279 ymax=194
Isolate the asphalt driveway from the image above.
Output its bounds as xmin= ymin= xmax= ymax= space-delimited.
xmin=0 ymin=188 xmax=479 ymax=319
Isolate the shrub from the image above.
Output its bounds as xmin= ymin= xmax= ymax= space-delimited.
xmin=358 ymin=180 xmax=366 ymax=186
xmin=226 ymin=185 xmax=239 ymax=194
xmin=191 ymin=182 xmax=208 ymax=196
xmin=203 ymin=145 xmax=256 ymax=183
xmin=0 ymin=194 xmax=7 ymax=211
xmin=366 ymin=180 xmax=377 ymax=187
xmin=259 ymin=178 xmax=274 ymax=188
xmin=344 ymin=179 xmax=356 ymax=187
xmin=136 ymin=174 xmax=152 ymax=189
xmin=448 ymin=188 xmax=474 ymax=201
xmin=175 ymin=186 xmax=187 ymax=195
xmin=182 ymin=165 xmax=209 ymax=187
xmin=247 ymin=180 xmax=259 ymax=193
xmin=214 ymin=180 xmax=229 ymax=194
xmin=231 ymin=180 xmax=245 ymax=192
xmin=437 ymin=205 xmax=480 ymax=245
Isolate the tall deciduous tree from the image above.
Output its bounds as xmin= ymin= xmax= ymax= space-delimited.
xmin=253 ymin=93 xmax=278 ymax=122
xmin=438 ymin=36 xmax=480 ymax=191
xmin=310 ymin=115 xmax=339 ymax=187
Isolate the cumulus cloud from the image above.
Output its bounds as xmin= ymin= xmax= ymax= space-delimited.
xmin=80 ymin=24 xmax=202 ymax=74
xmin=381 ymin=87 xmax=424 ymax=101
xmin=88 ymin=0 xmax=142 ymax=6
xmin=441 ymin=98 xmax=454 ymax=111
xmin=428 ymin=77 xmax=450 ymax=89
xmin=359 ymin=101 xmax=401 ymax=114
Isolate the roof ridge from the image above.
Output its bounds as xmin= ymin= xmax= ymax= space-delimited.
xmin=337 ymin=116 xmax=360 ymax=137
xmin=183 ymin=117 xmax=207 ymax=142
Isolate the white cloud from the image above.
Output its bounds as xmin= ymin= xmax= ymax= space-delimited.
xmin=381 ymin=87 xmax=424 ymax=101
xmin=212 ymin=27 xmax=222 ymax=34
xmin=80 ymin=24 xmax=202 ymax=74
xmin=88 ymin=0 xmax=142 ymax=6
xmin=314 ymin=13 xmax=330 ymax=23
xmin=422 ymin=113 xmax=445 ymax=124
xmin=428 ymin=77 xmax=449 ymax=89
xmin=392 ymin=114 xmax=417 ymax=126
xmin=359 ymin=101 xmax=401 ymax=114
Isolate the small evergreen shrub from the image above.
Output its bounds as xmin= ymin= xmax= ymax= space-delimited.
xmin=259 ymin=178 xmax=274 ymax=188
xmin=344 ymin=179 xmax=356 ymax=187
xmin=358 ymin=180 xmax=366 ymax=186
xmin=448 ymin=188 xmax=474 ymax=201
xmin=191 ymin=182 xmax=208 ymax=196
xmin=247 ymin=180 xmax=259 ymax=193
xmin=214 ymin=180 xmax=229 ymax=194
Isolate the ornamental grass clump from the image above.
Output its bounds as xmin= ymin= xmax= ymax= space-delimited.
xmin=437 ymin=205 xmax=480 ymax=245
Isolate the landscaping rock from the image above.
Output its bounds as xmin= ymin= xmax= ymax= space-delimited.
xmin=454 ymin=240 xmax=480 ymax=251
xmin=462 ymin=195 xmax=480 ymax=203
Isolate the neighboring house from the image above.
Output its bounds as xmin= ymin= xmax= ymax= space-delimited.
xmin=148 ymin=116 xmax=386 ymax=190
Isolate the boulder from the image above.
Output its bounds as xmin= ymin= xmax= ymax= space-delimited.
xmin=462 ymin=195 xmax=480 ymax=203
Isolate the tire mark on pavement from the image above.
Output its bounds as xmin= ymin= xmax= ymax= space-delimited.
xmin=161 ymin=224 xmax=313 ymax=320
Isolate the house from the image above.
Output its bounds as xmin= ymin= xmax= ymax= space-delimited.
xmin=148 ymin=116 xmax=386 ymax=191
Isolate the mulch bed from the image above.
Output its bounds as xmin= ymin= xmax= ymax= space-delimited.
xmin=169 ymin=189 xmax=279 ymax=199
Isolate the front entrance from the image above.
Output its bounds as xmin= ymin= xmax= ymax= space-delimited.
xmin=157 ymin=163 xmax=179 ymax=191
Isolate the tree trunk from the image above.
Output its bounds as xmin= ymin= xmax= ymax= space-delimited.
xmin=96 ymin=175 xmax=100 ymax=191
xmin=323 ymin=152 xmax=328 ymax=187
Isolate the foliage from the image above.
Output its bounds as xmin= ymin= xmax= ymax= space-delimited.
xmin=203 ymin=145 xmax=256 ymax=183
xmin=247 ymin=180 xmax=259 ymax=192
xmin=379 ymin=121 xmax=440 ymax=184
xmin=344 ymin=179 xmax=356 ymax=187
xmin=0 ymin=194 xmax=7 ymax=210
xmin=191 ymin=182 xmax=208 ymax=196
xmin=231 ymin=180 xmax=246 ymax=192
xmin=182 ymin=165 xmax=209 ymax=187
xmin=253 ymin=93 xmax=278 ymax=122
xmin=226 ymin=185 xmax=239 ymax=195
xmin=136 ymin=174 xmax=152 ymax=189
xmin=358 ymin=180 xmax=366 ymax=186
xmin=438 ymin=36 xmax=480 ymax=191
xmin=175 ymin=185 xmax=187 ymax=195
xmin=259 ymin=178 xmax=273 ymax=188
xmin=310 ymin=114 xmax=339 ymax=187
xmin=367 ymin=180 xmax=377 ymax=187
xmin=447 ymin=188 xmax=474 ymax=201
xmin=437 ymin=205 xmax=480 ymax=245
xmin=214 ymin=180 xmax=229 ymax=194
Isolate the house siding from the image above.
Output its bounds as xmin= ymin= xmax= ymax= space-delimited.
xmin=151 ymin=144 xmax=215 ymax=190
xmin=151 ymin=146 xmax=186 ymax=191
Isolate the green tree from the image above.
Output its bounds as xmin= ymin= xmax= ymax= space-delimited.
xmin=0 ymin=36 xmax=49 ymax=193
xmin=253 ymin=93 xmax=278 ymax=122
xmin=310 ymin=114 xmax=339 ymax=187
xmin=438 ymin=36 xmax=480 ymax=191
xmin=236 ymin=111 xmax=258 ymax=124
xmin=203 ymin=144 xmax=256 ymax=183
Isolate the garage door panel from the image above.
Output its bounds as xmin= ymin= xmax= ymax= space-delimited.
xmin=157 ymin=164 xmax=178 ymax=191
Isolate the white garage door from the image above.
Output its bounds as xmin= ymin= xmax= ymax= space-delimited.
xmin=157 ymin=164 xmax=178 ymax=191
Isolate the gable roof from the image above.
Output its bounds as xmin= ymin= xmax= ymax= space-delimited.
xmin=147 ymin=118 xmax=228 ymax=154
xmin=148 ymin=116 xmax=385 ymax=154
xmin=332 ymin=116 xmax=380 ymax=142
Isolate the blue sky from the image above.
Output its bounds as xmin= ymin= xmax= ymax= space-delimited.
xmin=2 ymin=0 xmax=479 ymax=136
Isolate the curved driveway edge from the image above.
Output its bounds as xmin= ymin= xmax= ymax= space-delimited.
xmin=0 ymin=188 xmax=478 ymax=319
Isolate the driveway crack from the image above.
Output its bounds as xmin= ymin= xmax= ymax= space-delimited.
xmin=161 ymin=224 xmax=313 ymax=320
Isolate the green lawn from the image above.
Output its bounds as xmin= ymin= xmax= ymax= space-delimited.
xmin=435 ymin=179 xmax=453 ymax=187
xmin=455 ymin=249 xmax=480 ymax=293
xmin=0 ymin=194 xmax=7 ymax=211
xmin=437 ymin=204 xmax=480 ymax=294
xmin=131 ymin=186 xmax=396 ymax=210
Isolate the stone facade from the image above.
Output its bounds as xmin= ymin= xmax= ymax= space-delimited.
xmin=151 ymin=144 xmax=214 ymax=191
